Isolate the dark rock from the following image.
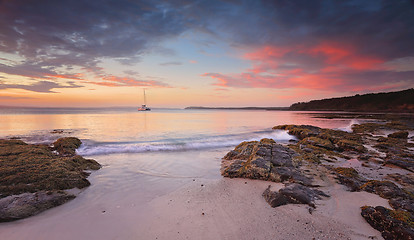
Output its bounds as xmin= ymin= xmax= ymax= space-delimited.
xmin=360 ymin=180 xmax=408 ymax=200
xmin=263 ymin=184 xmax=329 ymax=208
xmin=386 ymin=173 xmax=414 ymax=192
xmin=271 ymin=167 xmax=312 ymax=186
xmin=388 ymin=131 xmax=409 ymax=139
xmin=336 ymin=139 xmax=366 ymax=153
xmin=270 ymin=144 xmax=296 ymax=167
xmin=361 ymin=206 xmax=414 ymax=240
xmin=0 ymin=191 xmax=75 ymax=222
xmin=333 ymin=167 xmax=366 ymax=191
xmin=385 ymin=156 xmax=414 ymax=172
xmin=389 ymin=198 xmax=414 ymax=213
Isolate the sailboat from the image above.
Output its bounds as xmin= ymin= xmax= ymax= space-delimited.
xmin=138 ymin=89 xmax=151 ymax=111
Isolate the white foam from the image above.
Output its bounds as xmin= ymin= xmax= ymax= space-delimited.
xmin=76 ymin=130 xmax=296 ymax=156
xmin=339 ymin=119 xmax=359 ymax=133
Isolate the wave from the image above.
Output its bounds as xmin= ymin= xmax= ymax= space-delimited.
xmin=76 ymin=130 xmax=295 ymax=156
xmin=337 ymin=119 xmax=359 ymax=133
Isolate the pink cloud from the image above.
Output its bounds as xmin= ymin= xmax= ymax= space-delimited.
xmin=203 ymin=41 xmax=413 ymax=92
xmin=87 ymin=75 xmax=170 ymax=88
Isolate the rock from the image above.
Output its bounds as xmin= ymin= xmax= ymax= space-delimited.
xmin=53 ymin=137 xmax=82 ymax=156
xmin=352 ymin=123 xmax=385 ymax=134
xmin=263 ymin=183 xmax=329 ymax=208
xmin=333 ymin=167 xmax=366 ymax=191
xmin=221 ymin=139 xmax=311 ymax=185
xmin=360 ymin=180 xmax=407 ymax=200
xmin=352 ymin=122 xmax=412 ymax=134
xmin=388 ymin=131 xmax=409 ymax=139
xmin=273 ymin=125 xmax=365 ymax=163
xmin=336 ymin=139 xmax=366 ymax=153
xmin=372 ymin=135 xmax=414 ymax=172
xmin=0 ymin=191 xmax=75 ymax=222
xmin=270 ymin=144 xmax=296 ymax=167
xmin=386 ymin=173 xmax=414 ymax=192
xmin=385 ymin=156 xmax=414 ymax=172
xmin=300 ymin=137 xmax=335 ymax=150
xmin=359 ymin=180 xmax=414 ymax=213
xmin=361 ymin=206 xmax=414 ymax=240
xmin=0 ymin=138 xmax=100 ymax=198
xmin=273 ymin=125 xmax=321 ymax=140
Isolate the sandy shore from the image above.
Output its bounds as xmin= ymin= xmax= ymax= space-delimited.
xmin=141 ymin=178 xmax=388 ymax=240
xmin=0 ymin=176 xmax=389 ymax=240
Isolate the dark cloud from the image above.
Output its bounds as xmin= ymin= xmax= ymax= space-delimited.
xmin=1 ymin=0 xmax=413 ymax=63
xmin=0 ymin=0 xmax=194 ymax=87
xmin=0 ymin=80 xmax=82 ymax=93
xmin=0 ymin=0 xmax=191 ymax=64
xmin=123 ymin=70 xmax=140 ymax=76
xmin=159 ymin=61 xmax=183 ymax=66
xmin=0 ymin=0 xmax=413 ymax=92
xmin=176 ymin=0 xmax=414 ymax=61
xmin=0 ymin=62 xmax=82 ymax=80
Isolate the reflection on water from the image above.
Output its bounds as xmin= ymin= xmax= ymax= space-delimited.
xmin=0 ymin=109 xmax=365 ymax=156
xmin=0 ymin=108 xmax=359 ymax=142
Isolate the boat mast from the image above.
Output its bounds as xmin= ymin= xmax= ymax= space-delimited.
xmin=143 ymin=89 xmax=147 ymax=106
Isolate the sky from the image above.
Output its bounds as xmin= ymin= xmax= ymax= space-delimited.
xmin=0 ymin=0 xmax=413 ymax=108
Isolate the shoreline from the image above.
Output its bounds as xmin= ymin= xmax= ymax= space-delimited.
xmin=1 ymin=116 xmax=413 ymax=239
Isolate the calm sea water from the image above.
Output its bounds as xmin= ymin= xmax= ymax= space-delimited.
xmin=0 ymin=107 xmax=369 ymax=239
xmin=0 ymin=108 xmax=359 ymax=155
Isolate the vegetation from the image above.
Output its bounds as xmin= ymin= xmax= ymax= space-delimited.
xmin=0 ymin=138 xmax=100 ymax=198
xmin=290 ymin=88 xmax=414 ymax=112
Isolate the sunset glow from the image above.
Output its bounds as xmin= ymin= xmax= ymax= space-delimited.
xmin=0 ymin=1 xmax=413 ymax=107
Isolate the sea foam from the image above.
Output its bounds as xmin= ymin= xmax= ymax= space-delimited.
xmin=76 ymin=130 xmax=296 ymax=156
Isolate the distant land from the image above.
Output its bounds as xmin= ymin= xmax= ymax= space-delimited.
xmin=186 ymin=88 xmax=414 ymax=113
xmin=289 ymin=88 xmax=414 ymax=112
xmin=184 ymin=106 xmax=289 ymax=111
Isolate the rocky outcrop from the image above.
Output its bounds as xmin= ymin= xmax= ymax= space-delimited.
xmin=222 ymin=138 xmax=311 ymax=185
xmin=332 ymin=167 xmax=366 ymax=191
xmin=0 ymin=138 xmax=100 ymax=221
xmin=263 ymin=183 xmax=329 ymax=208
xmin=361 ymin=206 xmax=414 ymax=240
xmin=374 ymin=133 xmax=414 ymax=172
xmin=223 ymin=121 xmax=414 ymax=238
xmin=388 ymin=131 xmax=409 ymax=139
xmin=53 ymin=137 xmax=82 ymax=156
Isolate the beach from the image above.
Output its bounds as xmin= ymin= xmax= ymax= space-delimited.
xmin=0 ymin=171 xmax=388 ymax=240
xmin=1 ymin=108 xmax=413 ymax=239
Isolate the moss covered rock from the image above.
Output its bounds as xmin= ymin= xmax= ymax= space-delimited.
xmin=361 ymin=206 xmax=414 ymax=240
xmin=53 ymin=137 xmax=82 ymax=156
xmin=222 ymin=139 xmax=311 ymax=185
xmin=0 ymin=137 xmax=100 ymax=221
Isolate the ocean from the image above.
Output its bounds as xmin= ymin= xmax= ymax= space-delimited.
xmin=0 ymin=108 xmax=367 ymax=239
xmin=0 ymin=107 xmax=359 ymax=153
